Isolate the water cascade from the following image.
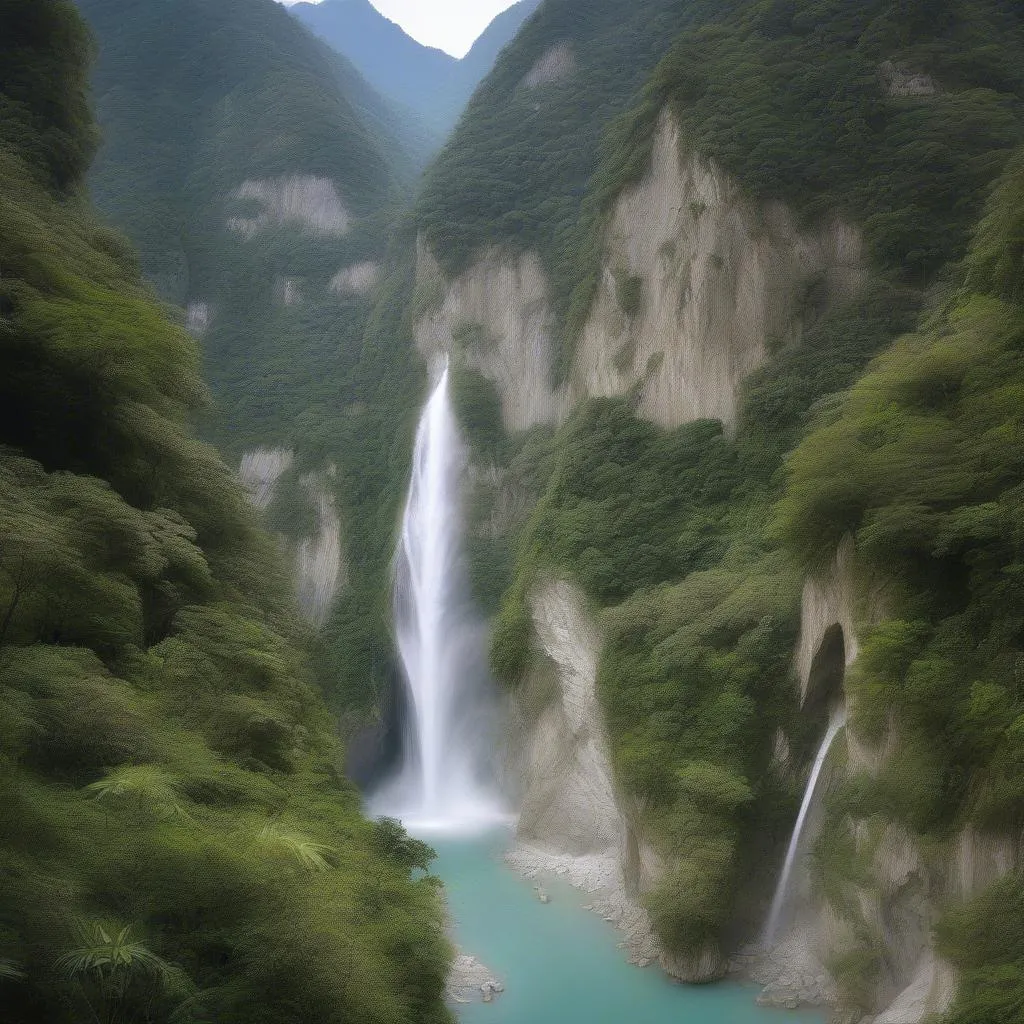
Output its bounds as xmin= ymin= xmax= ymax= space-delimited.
xmin=763 ymin=710 xmax=847 ymax=945
xmin=369 ymin=363 xmax=505 ymax=831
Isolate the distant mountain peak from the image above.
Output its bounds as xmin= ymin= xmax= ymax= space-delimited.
xmin=290 ymin=0 xmax=541 ymax=143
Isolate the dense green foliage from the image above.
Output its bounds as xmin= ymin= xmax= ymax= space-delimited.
xmin=939 ymin=875 xmax=1024 ymax=1024
xmin=79 ymin=0 xmax=419 ymax=302
xmin=644 ymin=0 xmax=1024 ymax=278
xmin=0 ymin=10 xmax=451 ymax=1021
xmin=311 ymin=241 xmax=425 ymax=727
xmin=0 ymin=0 xmax=96 ymax=192
xmin=771 ymin=149 xmax=1024 ymax=1012
xmin=77 ymin=0 xmax=437 ymax=734
xmin=780 ymin=172 xmax=1024 ymax=836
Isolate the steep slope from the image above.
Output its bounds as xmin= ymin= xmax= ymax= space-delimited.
xmin=79 ymin=0 xmax=421 ymax=304
xmin=291 ymin=0 xmax=542 ymax=141
xmin=778 ymin=149 xmax=1024 ymax=1024
xmin=78 ymin=0 xmax=432 ymax=746
xmin=0 ymin=3 xmax=451 ymax=1022
xmin=408 ymin=0 xmax=1024 ymax=1016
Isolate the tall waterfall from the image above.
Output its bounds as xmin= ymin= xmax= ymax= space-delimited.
xmin=763 ymin=709 xmax=847 ymax=945
xmin=369 ymin=363 xmax=505 ymax=832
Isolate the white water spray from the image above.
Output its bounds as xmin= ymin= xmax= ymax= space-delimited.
xmin=369 ymin=363 xmax=506 ymax=833
xmin=763 ymin=709 xmax=847 ymax=946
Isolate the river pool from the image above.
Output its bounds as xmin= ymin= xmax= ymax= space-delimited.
xmin=429 ymin=828 xmax=824 ymax=1024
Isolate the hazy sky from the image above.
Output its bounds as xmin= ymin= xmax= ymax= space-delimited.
xmin=282 ymin=0 xmax=520 ymax=58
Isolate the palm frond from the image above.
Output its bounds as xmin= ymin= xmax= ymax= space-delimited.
xmin=86 ymin=765 xmax=188 ymax=820
xmin=255 ymin=823 xmax=335 ymax=872
xmin=55 ymin=923 xmax=174 ymax=981
xmin=0 ymin=958 xmax=25 ymax=981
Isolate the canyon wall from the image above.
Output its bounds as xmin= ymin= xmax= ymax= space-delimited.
xmin=239 ymin=448 xmax=345 ymax=626
xmin=415 ymin=111 xmax=863 ymax=433
xmin=426 ymin=103 xmax=1010 ymax=1024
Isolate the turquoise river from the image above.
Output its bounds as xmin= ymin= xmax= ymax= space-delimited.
xmin=430 ymin=828 xmax=825 ymax=1024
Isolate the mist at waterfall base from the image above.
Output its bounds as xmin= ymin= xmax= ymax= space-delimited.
xmin=368 ymin=364 xmax=508 ymax=833
xmin=763 ymin=709 xmax=847 ymax=945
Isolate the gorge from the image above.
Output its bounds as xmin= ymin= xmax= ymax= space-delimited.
xmin=2 ymin=1 xmax=1024 ymax=1023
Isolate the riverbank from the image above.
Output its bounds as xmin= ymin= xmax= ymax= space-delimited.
xmin=428 ymin=828 xmax=826 ymax=1024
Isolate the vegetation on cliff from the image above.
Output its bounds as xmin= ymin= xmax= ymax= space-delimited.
xmin=419 ymin=0 xmax=1024 ymax=376
xmin=78 ymin=0 xmax=434 ymax=734
xmin=440 ymin=0 xmax=1024 ymax=978
xmin=0 ymin=5 xmax=451 ymax=1021
xmin=782 ymin=149 xmax=1024 ymax=1011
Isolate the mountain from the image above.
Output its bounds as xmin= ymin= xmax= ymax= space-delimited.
xmin=40 ymin=0 xmax=1024 ymax=1018
xmin=406 ymin=0 xmax=1024 ymax=1018
xmin=0 ymin=2 xmax=450 ymax=1022
xmin=77 ymin=0 xmax=430 ymax=760
xmin=290 ymin=0 xmax=542 ymax=140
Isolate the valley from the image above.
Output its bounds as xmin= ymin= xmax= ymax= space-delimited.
xmin=2 ymin=1 xmax=1024 ymax=1022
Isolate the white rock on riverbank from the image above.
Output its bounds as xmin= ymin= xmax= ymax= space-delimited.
xmin=505 ymin=844 xmax=661 ymax=967
xmin=730 ymin=937 xmax=838 ymax=1010
xmin=447 ymin=954 xmax=504 ymax=1004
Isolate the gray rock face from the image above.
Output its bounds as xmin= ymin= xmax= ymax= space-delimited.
xmin=415 ymin=109 xmax=864 ymax=436
xmin=516 ymin=581 xmax=619 ymax=855
xmin=227 ymin=176 xmax=351 ymax=238
xmin=522 ymin=44 xmax=575 ymax=89
xmin=879 ymin=61 xmax=938 ymax=97
xmin=504 ymin=580 xmax=726 ymax=980
xmin=238 ymin=450 xmax=345 ymax=626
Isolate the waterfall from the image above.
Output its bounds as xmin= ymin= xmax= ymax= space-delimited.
xmin=763 ymin=710 xmax=847 ymax=945
xmin=369 ymin=363 xmax=506 ymax=832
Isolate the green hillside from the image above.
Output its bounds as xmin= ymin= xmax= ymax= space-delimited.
xmin=77 ymin=0 xmax=436 ymax=736
xmin=782 ymin=150 xmax=1024 ymax=1014
xmin=0 ymin=4 xmax=450 ymax=1022
xmin=78 ymin=0 xmax=426 ymax=455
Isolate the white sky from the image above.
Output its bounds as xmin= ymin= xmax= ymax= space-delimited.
xmin=282 ymin=0 xmax=521 ymax=58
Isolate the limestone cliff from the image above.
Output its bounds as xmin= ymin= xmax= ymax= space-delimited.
xmin=415 ymin=111 xmax=863 ymax=433
xmin=239 ymin=449 xmax=346 ymax=626
xmin=769 ymin=540 xmax=1018 ymax=1023
xmin=227 ymin=175 xmax=352 ymax=238
xmin=505 ymin=580 xmax=724 ymax=982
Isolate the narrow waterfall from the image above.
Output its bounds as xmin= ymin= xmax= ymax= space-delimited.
xmin=763 ymin=710 xmax=847 ymax=945
xmin=369 ymin=363 xmax=505 ymax=831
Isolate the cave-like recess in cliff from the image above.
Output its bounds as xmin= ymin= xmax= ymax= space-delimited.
xmin=804 ymin=624 xmax=846 ymax=726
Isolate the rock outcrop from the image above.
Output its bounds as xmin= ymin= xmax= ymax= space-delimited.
xmin=415 ymin=110 xmax=864 ymax=434
xmin=768 ymin=540 xmax=1017 ymax=1023
xmin=522 ymin=44 xmax=575 ymax=89
xmin=239 ymin=447 xmax=294 ymax=509
xmin=879 ymin=61 xmax=938 ymax=98
xmin=446 ymin=953 xmax=504 ymax=1004
xmin=228 ymin=175 xmax=351 ymax=238
xmin=294 ymin=471 xmax=345 ymax=626
xmin=238 ymin=450 xmax=345 ymax=626
xmin=515 ymin=580 xmax=619 ymax=853
xmin=415 ymin=241 xmax=561 ymax=430
xmin=504 ymin=579 xmax=725 ymax=981
xmin=570 ymin=112 xmax=863 ymax=431
xmin=185 ymin=300 xmax=211 ymax=336
xmin=330 ymin=261 xmax=381 ymax=296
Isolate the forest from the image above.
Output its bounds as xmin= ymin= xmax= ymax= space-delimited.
xmin=0 ymin=3 xmax=450 ymax=1021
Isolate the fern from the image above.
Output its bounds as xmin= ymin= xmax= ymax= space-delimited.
xmin=255 ymin=823 xmax=336 ymax=873
xmin=86 ymin=765 xmax=187 ymax=820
